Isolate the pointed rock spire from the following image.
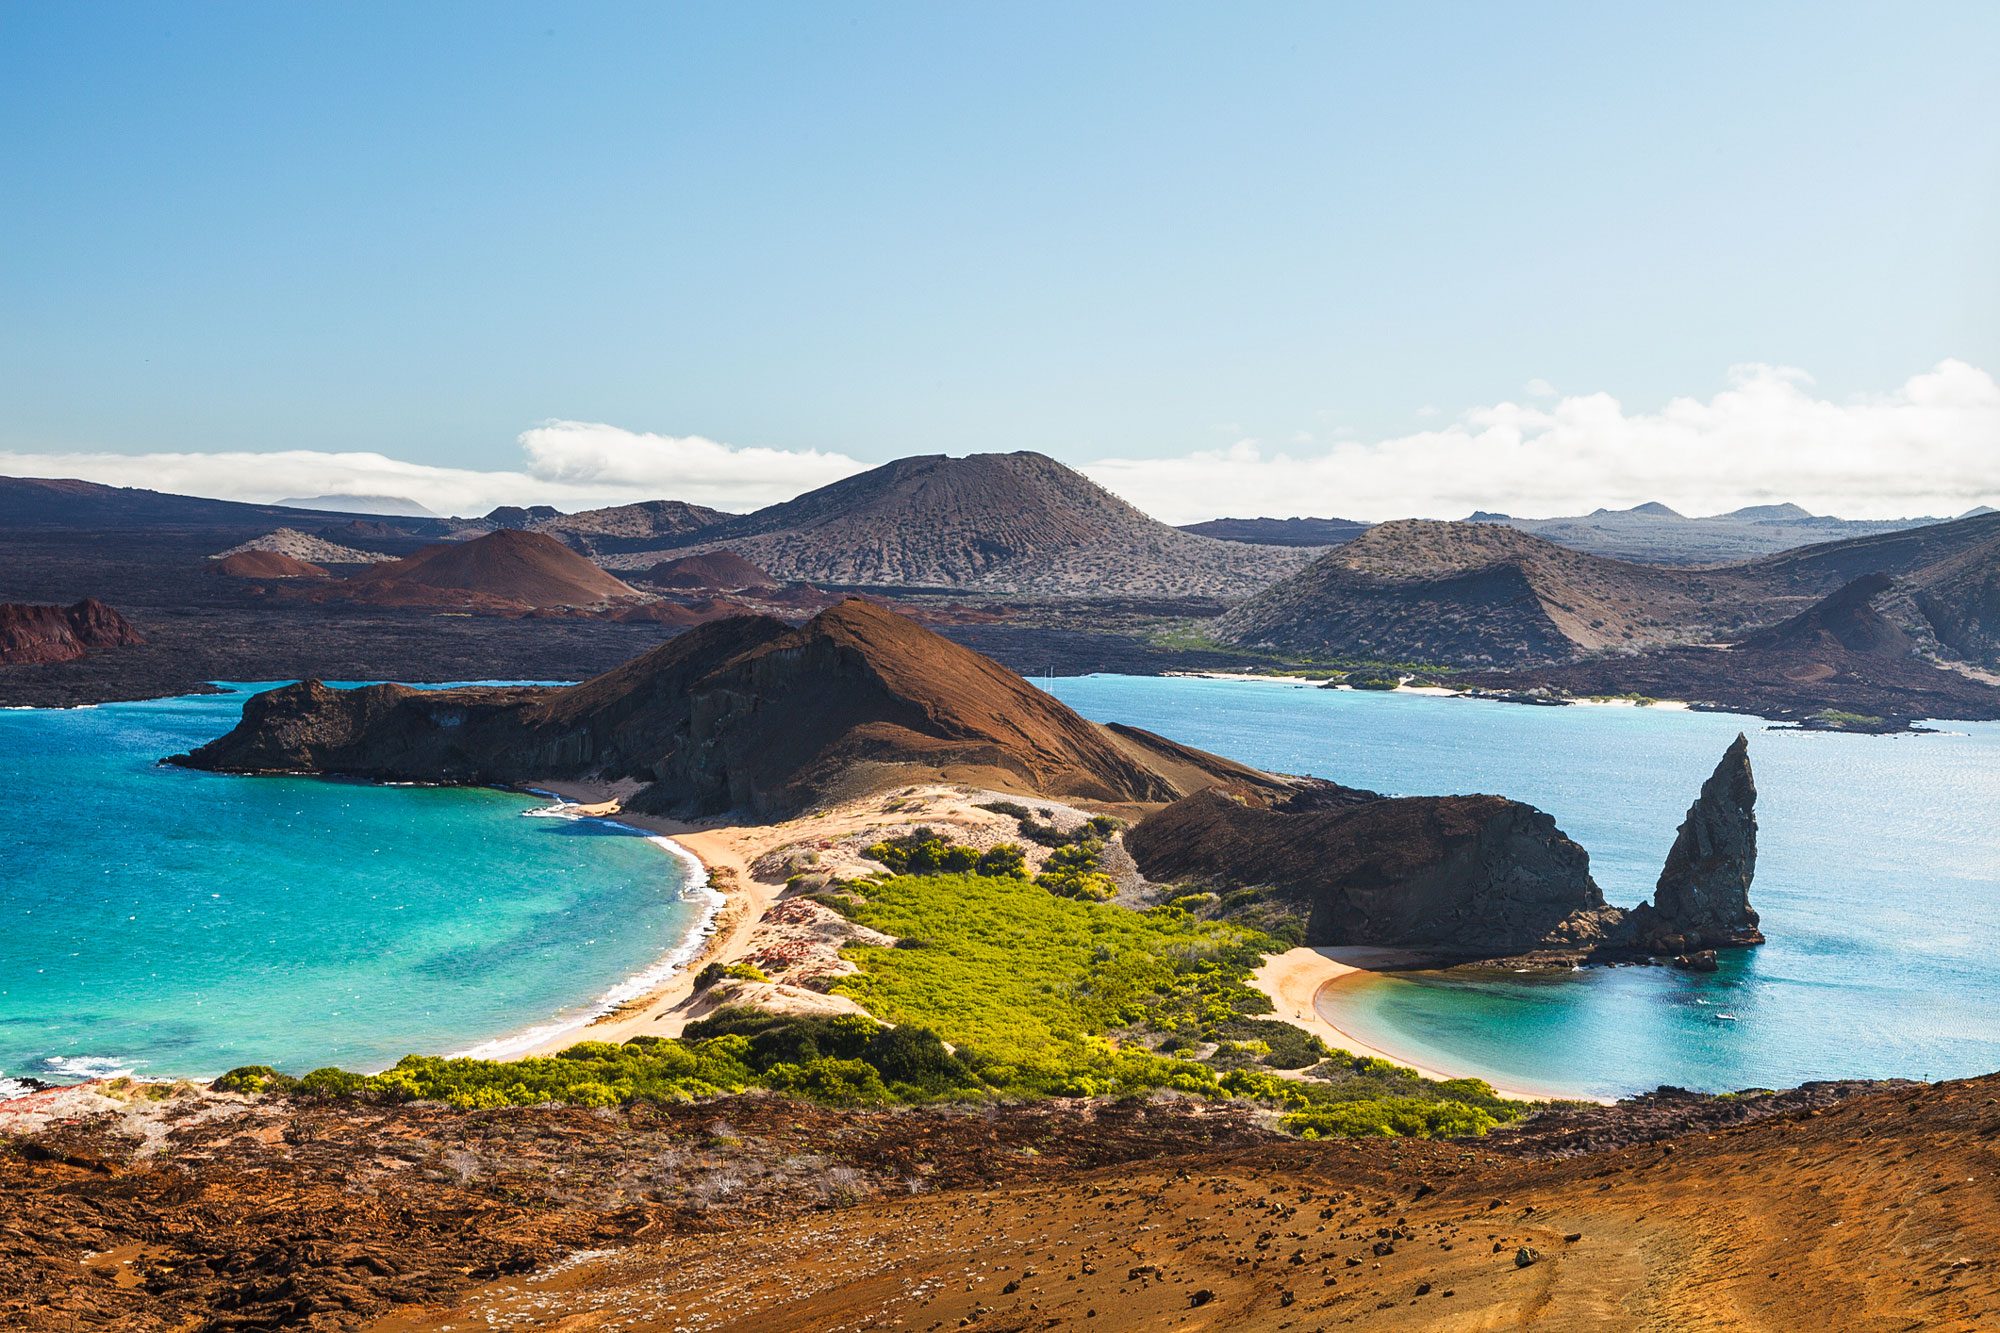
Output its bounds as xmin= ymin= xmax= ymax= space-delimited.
xmin=1647 ymin=733 xmax=1763 ymax=949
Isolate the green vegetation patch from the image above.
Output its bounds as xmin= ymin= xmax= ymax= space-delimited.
xmin=213 ymin=869 xmax=1530 ymax=1139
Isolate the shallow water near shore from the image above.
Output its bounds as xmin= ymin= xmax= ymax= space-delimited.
xmin=0 ymin=684 xmax=706 ymax=1089
xmin=1047 ymin=675 xmax=2000 ymax=1100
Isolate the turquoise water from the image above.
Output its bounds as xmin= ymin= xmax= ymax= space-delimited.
xmin=0 ymin=686 xmax=710 ymax=1092
xmin=1046 ymin=676 xmax=2000 ymax=1100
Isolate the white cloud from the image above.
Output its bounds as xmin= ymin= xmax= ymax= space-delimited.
xmin=0 ymin=423 xmax=865 ymax=517
xmin=1084 ymin=360 xmax=2000 ymax=524
xmin=3 ymin=362 xmax=1995 ymax=527
xmin=1524 ymin=377 xmax=1558 ymax=399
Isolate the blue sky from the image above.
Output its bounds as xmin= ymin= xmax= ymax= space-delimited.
xmin=3 ymin=2 xmax=1997 ymax=519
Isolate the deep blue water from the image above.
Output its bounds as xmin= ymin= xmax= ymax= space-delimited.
xmin=0 ymin=685 xmax=710 ymax=1092
xmin=1046 ymin=676 xmax=2000 ymax=1100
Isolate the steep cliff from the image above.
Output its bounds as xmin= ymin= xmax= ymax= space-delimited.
xmin=1628 ymin=733 xmax=1763 ymax=950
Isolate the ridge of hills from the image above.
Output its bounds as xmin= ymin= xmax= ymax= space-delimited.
xmin=1216 ymin=512 xmax=2000 ymax=680
xmin=1467 ymin=571 xmax=2000 ymax=729
xmin=1177 ymin=515 xmax=1371 ymax=547
xmin=1469 ymin=502 xmax=1954 ymax=564
xmin=608 ymin=452 xmax=1317 ymax=598
xmin=1214 ymin=519 xmax=1766 ymax=665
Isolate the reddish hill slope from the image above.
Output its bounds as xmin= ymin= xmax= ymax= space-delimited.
xmin=640 ymin=550 xmax=778 ymax=590
xmin=339 ymin=530 xmax=645 ymax=611
xmin=177 ymin=599 xmax=1284 ymax=816
xmin=0 ymin=599 xmax=145 ymax=665
xmin=209 ymin=550 xmax=330 ymax=580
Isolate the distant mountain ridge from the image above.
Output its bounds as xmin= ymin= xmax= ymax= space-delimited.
xmin=1176 ymin=516 xmax=1371 ymax=547
xmin=277 ymin=494 xmax=439 ymax=518
xmin=1468 ymin=502 xmax=1951 ymax=564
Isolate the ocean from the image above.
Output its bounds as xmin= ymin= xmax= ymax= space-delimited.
xmin=1046 ymin=675 xmax=2000 ymax=1101
xmin=0 ymin=685 xmax=711 ymax=1093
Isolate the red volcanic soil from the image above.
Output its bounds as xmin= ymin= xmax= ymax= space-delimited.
xmin=0 ymin=598 xmax=144 ymax=665
xmin=339 ymin=529 xmax=644 ymax=611
xmin=640 ymin=549 xmax=777 ymax=591
xmin=8 ymin=1076 xmax=1998 ymax=1331
xmin=209 ymin=550 xmax=331 ymax=580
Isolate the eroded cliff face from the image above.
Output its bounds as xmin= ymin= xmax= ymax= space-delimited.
xmin=1126 ymin=738 xmax=1764 ymax=962
xmin=0 ymin=598 xmax=144 ymax=666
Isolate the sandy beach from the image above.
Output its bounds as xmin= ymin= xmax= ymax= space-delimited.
xmin=496 ymin=782 xmax=1587 ymax=1105
xmin=503 ymin=780 xmax=1051 ymax=1056
xmin=1250 ymin=946 xmax=1599 ymax=1104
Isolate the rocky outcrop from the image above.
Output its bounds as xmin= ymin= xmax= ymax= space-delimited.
xmin=0 ymin=599 xmax=144 ymax=665
xmin=174 ymin=600 xmax=1288 ymax=818
xmin=1127 ymin=738 xmax=1765 ymax=962
xmin=1126 ymin=786 xmax=1627 ymax=957
xmin=1628 ymin=734 xmax=1762 ymax=950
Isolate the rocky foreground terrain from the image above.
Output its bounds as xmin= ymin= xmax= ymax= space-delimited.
xmin=3 ymin=1072 xmax=1995 ymax=1331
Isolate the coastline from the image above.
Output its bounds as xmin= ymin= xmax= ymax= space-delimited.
xmin=1250 ymin=946 xmax=1607 ymax=1105
xmin=446 ymin=792 xmax=726 ymax=1061
xmin=483 ymin=793 xmax=1605 ymax=1107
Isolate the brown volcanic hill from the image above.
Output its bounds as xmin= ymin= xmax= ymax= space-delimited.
xmin=209 ymin=550 xmax=331 ymax=580
xmin=612 ymin=452 xmax=1314 ymax=598
xmin=640 ymin=550 xmax=778 ymax=591
xmin=340 ymin=529 xmax=645 ymax=611
xmin=0 ymin=598 xmax=145 ymax=665
xmin=1214 ymin=520 xmax=1763 ymax=666
xmin=176 ymin=599 xmax=1286 ymax=817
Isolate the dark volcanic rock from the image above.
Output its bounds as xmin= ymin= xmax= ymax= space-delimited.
xmin=1128 ymin=737 xmax=1766 ymax=961
xmin=0 ymin=598 xmax=144 ymax=665
xmin=1126 ymin=787 xmax=1626 ymax=957
xmin=174 ymin=599 xmax=1285 ymax=818
xmin=1633 ymin=733 xmax=1762 ymax=949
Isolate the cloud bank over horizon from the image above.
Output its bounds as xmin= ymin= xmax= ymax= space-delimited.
xmin=0 ymin=423 xmax=869 ymax=519
xmin=2 ymin=362 xmax=1994 ymax=524
xmin=1086 ymin=359 xmax=2000 ymax=525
